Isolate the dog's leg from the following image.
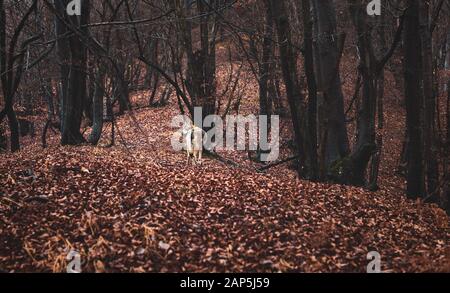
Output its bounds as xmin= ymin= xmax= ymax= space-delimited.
xmin=198 ymin=150 xmax=202 ymax=164
xmin=193 ymin=151 xmax=198 ymax=165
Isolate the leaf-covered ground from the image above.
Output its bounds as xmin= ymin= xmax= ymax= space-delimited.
xmin=1 ymin=47 xmax=449 ymax=272
xmin=1 ymin=100 xmax=449 ymax=273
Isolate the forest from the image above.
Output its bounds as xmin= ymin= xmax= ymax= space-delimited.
xmin=0 ymin=0 xmax=449 ymax=273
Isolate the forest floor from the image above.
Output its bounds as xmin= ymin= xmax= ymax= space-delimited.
xmin=1 ymin=54 xmax=449 ymax=272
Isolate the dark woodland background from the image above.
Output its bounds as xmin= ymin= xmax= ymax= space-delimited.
xmin=0 ymin=0 xmax=449 ymax=272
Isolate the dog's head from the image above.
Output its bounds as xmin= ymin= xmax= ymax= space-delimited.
xmin=181 ymin=117 xmax=194 ymax=135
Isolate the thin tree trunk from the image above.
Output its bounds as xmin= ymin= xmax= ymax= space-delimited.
xmin=445 ymin=80 xmax=450 ymax=214
xmin=259 ymin=5 xmax=273 ymax=118
xmin=348 ymin=0 xmax=377 ymax=186
xmin=0 ymin=0 xmax=38 ymax=152
xmin=419 ymin=0 xmax=439 ymax=202
xmin=368 ymin=9 xmax=388 ymax=191
xmin=369 ymin=73 xmax=384 ymax=191
xmin=6 ymin=107 xmax=20 ymax=152
xmin=0 ymin=124 xmax=6 ymax=151
xmin=88 ymin=60 xmax=105 ymax=145
xmin=268 ymin=0 xmax=309 ymax=176
xmin=255 ymin=3 xmax=275 ymax=162
xmin=301 ymin=0 xmax=318 ymax=180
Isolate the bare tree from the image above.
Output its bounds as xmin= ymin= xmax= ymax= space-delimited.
xmin=55 ymin=0 xmax=90 ymax=145
xmin=0 ymin=0 xmax=39 ymax=152
xmin=311 ymin=0 xmax=350 ymax=177
xmin=346 ymin=0 xmax=404 ymax=187
xmin=404 ymin=0 xmax=424 ymax=198
xmin=267 ymin=0 xmax=312 ymax=176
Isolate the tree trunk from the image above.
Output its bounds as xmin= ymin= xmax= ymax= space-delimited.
xmin=0 ymin=0 xmax=38 ymax=152
xmin=445 ymin=80 xmax=450 ymax=214
xmin=404 ymin=0 xmax=424 ymax=199
xmin=148 ymin=40 xmax=160 ymax=106
xmin=369 ymin=73 xmax=384 ymax=191
xmin=118 ymin=75 xmax=130 ymax=114
xmin=254 ymin=3 xmax=275 ymax=162
xmin=348 ymin=0 xmax=378 ymax=186
xmin=301 ymin=0 xmax=318 ymax=180
xmin=4 ymin=106 xmax=19 ymax=152
xmin=88 ymin=60 xmax=105 ymax=145
xmin=145 ymin=40 xmax=159 ymax=90
xmin=55 ymin=0 xmax=89 ymax=145
xmin=0 ymin=124 xmax=6 ymax=152
xmin=368 ymin=9 xmax=388 ymax=190
xmin=85 ymin=64 xmax=94 ymax=124
xmin=311 ymin=0 xmax=350 ymax=172
xmin=268 ymin=0 xmax=309 ymax=176
xmin=115 ymin=20 xmax=131 ymax=115
xmin=419 ymin=0 xmax=439 ymax=202
xmin=446 ymin=31 xmax=450 ymax=94
xmin=259 ymin=5 xmax=274 ymax=118
xmin=176 ymin=0 xmax=218 ymax=125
